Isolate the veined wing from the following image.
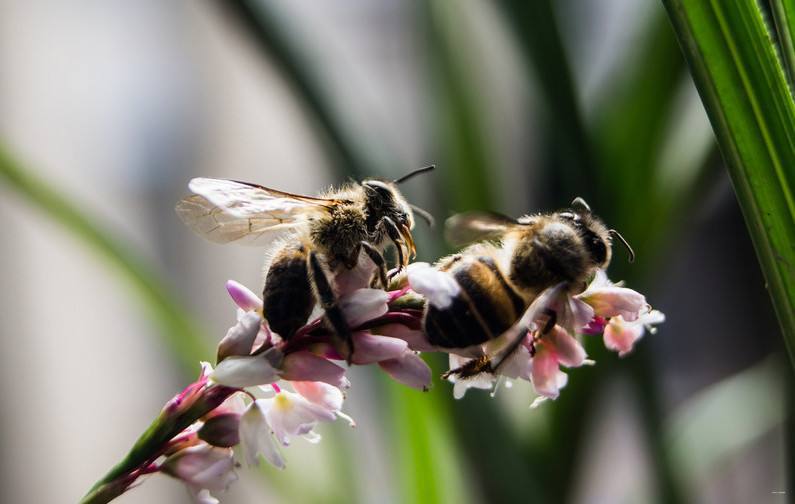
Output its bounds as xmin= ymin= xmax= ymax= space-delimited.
xmin=444 ymin=211 xmax=522 ymax=247
xmin=175 ymin=178 xmax=339 ymax=246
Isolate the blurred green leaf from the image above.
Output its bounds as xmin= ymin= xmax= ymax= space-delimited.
xmin=772 ymin=0 xmax=795 ymax=91
xmin=0 ymin=146 xmax=211 ymax=374
xmin=497 ymin=0 xmax=595 ymax=198
xmin=425 ymin=0 xmax=497 ymax=213
xmin=663 ymin=0 xmax=795 ymax=366
xmin=213 ymin=0 xmax=376 ymax=180
xmin=665 ymin=357 xmax=785 ymax=491
xmin=389 ymin=381 xmax=472 ymax=504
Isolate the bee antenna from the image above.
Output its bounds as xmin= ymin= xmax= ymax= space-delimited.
xmin=410 ymin=204 xmax=435 ymax=227
xmin=394 ymin=165 xmax=435 ymax=184
xmin=571 ymin=197 xmax=591 ymax=213
xmin=609 ymin=229 xmax=635 ymax=263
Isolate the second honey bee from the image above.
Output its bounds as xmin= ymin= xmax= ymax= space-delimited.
xmin=176 ymin=166 xmax=434 ymax=361
xmin=422 ymin=198 xmax=633 ymax=358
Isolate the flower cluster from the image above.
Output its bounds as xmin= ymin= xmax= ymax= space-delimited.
xmin=84 ymin=264 xmax=663 ymax=504
xmin=408 ymin=266 xmax=664 ymax=405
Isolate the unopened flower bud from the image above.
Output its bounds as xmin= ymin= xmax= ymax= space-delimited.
xmin=161 ymin=444 xmax=237 ymax=492
xmin=198 ymin=413 xmax=241 ymax=447
xmin=226 ymin=280 xmax=262 ymax=312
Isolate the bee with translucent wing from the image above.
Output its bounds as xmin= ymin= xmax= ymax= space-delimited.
xmin=423 ymin=198 xmax=634 ymax=376
xmin=176 ymin=167 xmax=434 ymax=362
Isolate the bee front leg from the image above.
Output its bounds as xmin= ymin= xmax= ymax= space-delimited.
xmin=360 ymin=241 xmax=389 ymax=289
xmin=307 ymin=251 xmax=354 ymax=365
xmin=382 ymin=217 xmax=407 ymax=273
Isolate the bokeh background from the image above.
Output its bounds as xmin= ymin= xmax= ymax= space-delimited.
xmin=0 ymin=1 xmax=790 ymax=503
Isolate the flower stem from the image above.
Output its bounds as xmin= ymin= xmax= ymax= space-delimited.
xmin=79 ymin=384 xmax=236 ymax=504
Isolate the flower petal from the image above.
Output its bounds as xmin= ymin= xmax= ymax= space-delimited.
xmin=351 ymin=332 xmax=409 ymax=364
xmin=226 ymin=280 xmax=262 ymax=312
xmin=216 ymin=311 xmax=261 ymax=362
xmin=377 ymin=323 xmax=435 ymax=352
xmin=198 ymin=413 xmax=241 ymax=447
xmin=281 ymin=351 xmax=348 ymax=389
xmin=239 ymin=401 xmax=284 ymax=468
xmin=211 ymin=353 xmax=281 ymax=388
xmin=578 ymin=286 xmax=645 ymax=321
xmin=547 ymin=326 xmax=587 ymax=368
xmin=603 ymin=316 xmax=643 ymax=356
xmin=407 ymin=262 xmax=460 ymax=309
xmin=162 ymin=445 xmax=237 ymax=492
xmin=378 ymin=351 xmax=432 ymax=390
xmin=340 ymin=288 xmax=389 ymax=327
xmin=291 ymin=381 xmax=343 ymax=412
xmin=531 ymin=347 xmax=566 ymax=399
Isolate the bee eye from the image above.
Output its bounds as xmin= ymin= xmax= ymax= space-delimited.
xmin=589 ymin=237 xmax=607 ymax=265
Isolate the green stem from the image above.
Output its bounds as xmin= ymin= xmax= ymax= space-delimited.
xmin=80 ymin=384 xmax=236 ymax=504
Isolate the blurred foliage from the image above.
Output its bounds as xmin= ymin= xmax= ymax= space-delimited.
xmin=0 ymin=146 xmax=212 ymax=374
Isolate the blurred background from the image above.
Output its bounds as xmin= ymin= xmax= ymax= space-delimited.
xmin=0 ymin=1 xmax=790 ymax=503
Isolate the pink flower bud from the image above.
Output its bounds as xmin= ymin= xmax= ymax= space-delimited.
xmin=378 ymin=350 xmax=432 ymax=391
xmin=226 ymin=280 xmax=263 ymax=312
xmin=351 ymin=332 xmax=408 ymax=364
xmin=198 ymin=413 xmax=241 ymax=447
xmin=377 ymin=323 xmax=435 ymax=352
xmin=161 ymin=444 xmax=237 ymax=492
xmin=281 ymin=351 xmax=348 ymax=389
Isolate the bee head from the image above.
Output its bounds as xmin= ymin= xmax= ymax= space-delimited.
xmin=361 ymin=179 xmax=414 ymax=230
xmin=559 ymin=197 xmax=614 ymax=268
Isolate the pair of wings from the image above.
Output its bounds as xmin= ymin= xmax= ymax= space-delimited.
xmin=175 ymin=178 xmax=343 ymax=246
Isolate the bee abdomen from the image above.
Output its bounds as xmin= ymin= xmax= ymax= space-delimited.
xmin=425 ymin=257 xmax=525 ymax=349
xmin=263 ymin=244 xmax=314 ymax=340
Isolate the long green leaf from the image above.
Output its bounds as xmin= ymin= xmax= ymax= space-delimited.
xmin=663 ymin=0 xmax=795 ymax=365
xmin=772 ymin=0 xmax=795 ymax=91
xmin=0 ymin=147 xmax=211 ymax=374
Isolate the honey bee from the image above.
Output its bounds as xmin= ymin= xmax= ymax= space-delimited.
xmin=424 ymin=198 xmax=633 ymax=369
xmin=176 ymin=166 xmax=434 ymax=361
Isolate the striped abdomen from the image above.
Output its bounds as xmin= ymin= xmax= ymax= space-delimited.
xmin=424 ymin=256 xmax=526 ymax=348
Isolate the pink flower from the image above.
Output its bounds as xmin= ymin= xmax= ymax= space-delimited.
xmin=531 ymin=325 xmax=587 ymax=399
xmin=281 ymin=351 xmax=349 ymax=389
xmin=576 ymin=270 xmax=646 ymax=321
xmin=292 ymin=381 xmax=355 ymax=426
xmin=351 ymin=331 xmax=408 ymax=364
xmin=161 ymin=444 xmax=237 ymax=492
xmin=603 ymin=308 xmax=665 ymax=356
xmin=378 ymin=350 xmax=432 ymax=390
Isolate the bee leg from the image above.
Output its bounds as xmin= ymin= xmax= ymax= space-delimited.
xmin=307 ymin=251 xmax=354 ymax=364
xmin=382 ymin=217 xmax=407 ymax=274
xmin=360 ymin=241 xmax=389 ymax=289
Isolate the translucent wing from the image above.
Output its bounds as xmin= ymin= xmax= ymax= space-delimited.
xmin=175 ymin=178 xmax=338 ymax=246
xmin=444 ymin=211 xmax=521 ymax=247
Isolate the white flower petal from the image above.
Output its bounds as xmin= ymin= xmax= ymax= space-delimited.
xmin=407 ymin=262 xmax=461 ymax=309
xmin=211 ymin=354 xmax=281 ymax=388
xmin=340 ymin=288 xmax=389 ymax=327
